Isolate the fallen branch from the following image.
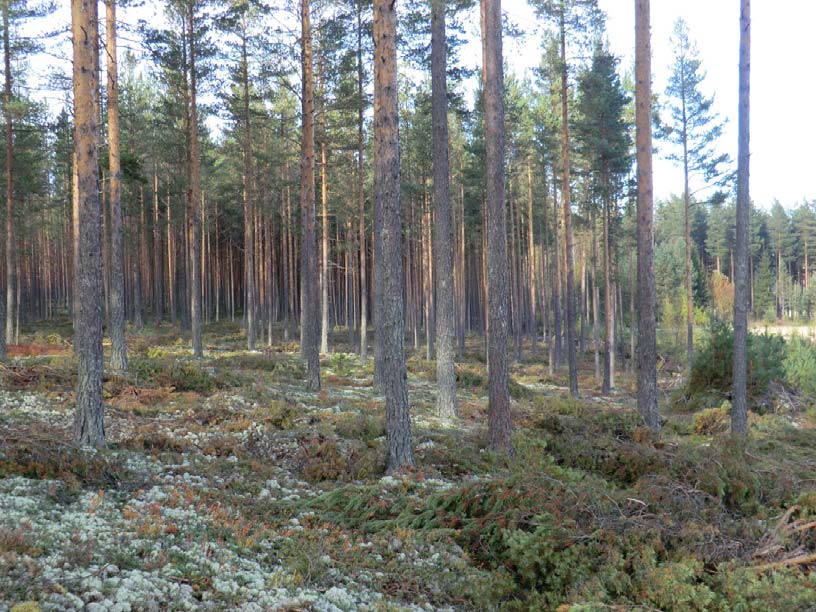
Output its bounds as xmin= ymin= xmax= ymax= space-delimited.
xmin=752 ymin=552 xmax=816 ymax=572
xmin=793 ymin=520 xmax=816 ymax=534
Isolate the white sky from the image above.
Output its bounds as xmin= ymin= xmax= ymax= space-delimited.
xmin=28 ymin=1 xmax=815 ymax=209
xmin=497 ymin=0 xmax=816 ymax=209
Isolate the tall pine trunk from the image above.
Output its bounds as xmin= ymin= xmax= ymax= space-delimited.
xmin=107 ymin=0 xmax=127 ymax=371
xmin=357 ymin=0 xmax=368 ymax=359
xmin=558 ymin=8 xmax=578 ymax=397
xmin=321 ymin=140 xmax=330 ymax=353
xmin=72 ymin=0 xmax=105 ymax=445
xmin=300 ymin=0 xmax=320 ymax=390
xmin=431 ymin=0 xmax=457 ymax=418
xmin=603 ymin=191 xmax=614 ymax=393
xmin=153 ymin=171 xmax=163 ymax=324
xmin=591 ymin=209 xmax=600 ymax=381
xmin=635 ymin=0 xmax=659 ymax=429
xmin=683 ymin=139 xmax=694 ymax=369
xmin=526 ymin=159 xmax=537 ymax=353
xmin=188 ymin=2 xmax=203 ymax=358
xmin=732 ymin=0 xmax=750 ymax=437
xmin=551 ymin=170 xmax=562 ymax=369
xmin=373 ymin=0 xmax=413 ymax=471
xmin=241 ymin=19 xmax=256 ymax=351
xmin=2 ymin=0 xmax=12 ymax=352
xmin=482 ymin=0 xmax=511 ymax=451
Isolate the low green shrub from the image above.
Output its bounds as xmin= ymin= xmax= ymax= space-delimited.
xmin=501 ymin=513 xmax=595 ymax=607
xmin=130 ymin=357 xmax=237 ymax=394
xmin=334 ymin=412 xmax=384 ymax=442
xmin=325 ymin=352 xmax=358 ymax=378
xmin=219 ymin=353 xmax=280 ymax=372
xmin=456 ymin=365 xmax=485 ymax=389
xmin=266 ymin=400 xmax=300 ymax=430
xmin=166 ymin=363 xmax=218 ymax=393
xmin=783 ymin=335 xmax=816 ymax=397
xmin=687 ymin=318 xmax=785 ymax=399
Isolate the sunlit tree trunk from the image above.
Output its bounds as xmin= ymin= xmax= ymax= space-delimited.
xmin=373 ymin=0 xmax=413 ymax=471
xmin=240 ymin=16 xmax=256 ymax=351
xmin=2 ymin=0 xmax=12 ymax=353
xmin=635 ymin=0 xmax=659 ymax=429
xmin=188 ymin=1 xmax=203 ymax=358
xmin=603 ymin=185 xmax=614 ymax=393
xmin=482 ymin=0 xmax=511 ymax=451
xmin=107 ymin=0 xmax=127 ymax=371
xmin=300 ymin=0 xmax=320 ymax=390
xmin=357 ymin=0 xmax=367 ymax=359
xmin=321 ymin=140 xmax=329 ymax=353
xmin=683 ymin=136 xmax=694 ymax=369
xmin=591 ymin=209 xmax=600 ymax=381
xmin=526 ymin=159 xmax=537 ymax=353
xmin=732 ymin=0 xmax=750 ymax=437
xmin=558 ymin=7 xmax=578 ymax=397
xmin=153 ymin=171 xmax=163 ymax=324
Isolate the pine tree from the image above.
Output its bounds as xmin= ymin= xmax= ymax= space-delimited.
xmin=706 ymin=202 xmax=735 ymax=275
xmin=482 ymin=0 xmax=511 ymax=451
xmin=107 ymin=0 xmax=128 ymax=372
xmin=753 ymin=250 xmax=774 ymax=319
xmin=432 ymin=0 xmax=458 ymax=419
xmin=635 ymin=0 xmax=658 ymax=429
xmin=187 ymin=0 xmax=204 ymax=358
xmin=373 ymin=0 xmax=414 ymax=471
xmin=792 ymin=203 xmax=816 ymax=289
xmin=1 ymin=0 xmax=10 ymax=353
xmin=532 ymin=0 xmax=604 ymax=397
xmin=574 ymin=45 xmax=631 ymax=394
xmin=300 ymin=0 xmax=321 ymax=391
xmin=732 ymin=0 xmax=750 ymax=438
xmin=0 ymin=0 xmax=56 ymax=353
xmin=72 ymin=0 xmax=105 ymax=445
xmin=663 ymin=17 xmax=731 ymax=368
xmin=768 ymin=201 xmax=791 ymax=318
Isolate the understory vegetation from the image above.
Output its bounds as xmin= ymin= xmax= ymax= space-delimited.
xmin=3 ymin=319 xmax=816 ymax=611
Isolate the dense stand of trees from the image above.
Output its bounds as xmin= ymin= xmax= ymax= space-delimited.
xmin=0 ymin=1 xmax=761 ymax=453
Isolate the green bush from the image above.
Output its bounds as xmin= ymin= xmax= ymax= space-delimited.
xmin=783 ymin=335 xmax=816 ymax=396
xmin=326 ymin=352 xmax=358 ymax=377
xmin=688 ymin=318 xmax=785 ymax=399
xmin=130 ymin=356 xmax=163 ymax=382
xmin=714 ymin=565 xmax=816 ymax=612
xmin=501 ymin=513 xmax=594 ymax=606
xmin=456 ymin=365 xmax=484 ymax=389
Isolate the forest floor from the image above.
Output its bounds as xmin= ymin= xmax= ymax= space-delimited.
xmin=3 ymin=320 xmax=816 ymax=611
